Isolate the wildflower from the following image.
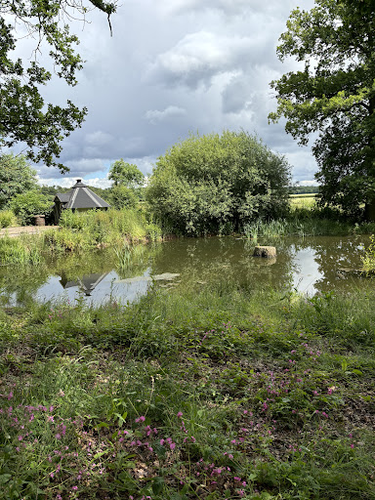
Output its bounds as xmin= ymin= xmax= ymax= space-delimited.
xmin=160 ymin=439 xmax=165 ymax=446
xmin=177 ymin=411 xmax=183 ymax=418
xmin=135 ymin=415 xmax=145 ymax=423
xmin=72 ymin=485 xmax=78 ymax=491
xmin=170 ymin=442 xmax=176 ymax=451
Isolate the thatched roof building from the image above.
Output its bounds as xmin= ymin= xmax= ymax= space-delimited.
xmin=53 ymin=179 xmax=110 ymax=223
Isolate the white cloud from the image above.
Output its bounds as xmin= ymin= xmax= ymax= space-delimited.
xmin=85 ymin=178 xmax=112 ymax=189
xmin=145 ymin=31 xmax=269 ymax=89
xmin=145 ymin=105 xmax=187 ymax=123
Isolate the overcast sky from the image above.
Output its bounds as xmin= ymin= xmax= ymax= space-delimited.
xmin=15 ymin=0 xmax=317 ymax=188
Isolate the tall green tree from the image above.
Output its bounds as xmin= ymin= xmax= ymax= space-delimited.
xmin=0 ymin=153 xmax=38 ymax=209
xmin=147 ymin=131 xmax=290 ymax=236
xmin=108 ymin=159 xmax=145 ymax=188
xmin=0 ymin=0 xmax=116 ymax=172
xmin=269 ymin=0 xmax=375 ymax=219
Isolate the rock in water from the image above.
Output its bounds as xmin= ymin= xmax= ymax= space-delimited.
xmin=253 ymin=246 xmax=277 ymax=258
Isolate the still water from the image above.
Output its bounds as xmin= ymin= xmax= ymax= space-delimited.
xmin=0 ymin=235 xmax=372 ymax=306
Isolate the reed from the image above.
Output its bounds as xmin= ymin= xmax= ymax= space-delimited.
xmin=0 ymin=235 xmax=42 ymax=265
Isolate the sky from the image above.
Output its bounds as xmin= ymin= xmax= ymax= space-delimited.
xmin=12 ymin=0 xmax=318 ymax=188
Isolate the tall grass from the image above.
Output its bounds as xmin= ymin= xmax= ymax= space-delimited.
xmin=243 ymin=207 xmax=375 ymax=241
xmin=0 ymin=209 xmax=18 ymax=228
xmin=0 ymin=235 xmax=42 ymax=265
xmin=60 ymin=209 xmax=161 ymax=244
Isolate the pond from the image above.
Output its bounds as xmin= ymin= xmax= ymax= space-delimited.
xmin=0 ymin=235 xmax=372 ymax=307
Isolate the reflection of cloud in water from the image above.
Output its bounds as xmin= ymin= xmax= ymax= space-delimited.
xmin=292 ymin=248 xmax=321 ymax=295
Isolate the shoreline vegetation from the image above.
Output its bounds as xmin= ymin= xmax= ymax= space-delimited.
xmin=0 ymin=203 xmax=375 ymax=499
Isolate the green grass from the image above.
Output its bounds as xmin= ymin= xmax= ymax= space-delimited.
xmin=289 ymin=193 xmax=317 ymax=210
xmin=1 ymin=277 xmax=374 ymax=499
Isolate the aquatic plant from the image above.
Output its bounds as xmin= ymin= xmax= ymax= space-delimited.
xmin=361 ymin=234 xmax=375 ymax=273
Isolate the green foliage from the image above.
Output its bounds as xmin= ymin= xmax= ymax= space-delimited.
xmin=0 ymin=236 xmax=42 ymax=265
xmin=269 ymin=0 xmax=375 ymax=218
xmin=109 ymin=159 xmax=145 ymax=188
xmin=109 ymin=185 xmax=138 ymax=209
xmin=47 ymin=208 xmax=162 ymax=251
xmin=361 ymin=234 xmax=375 ymax=273
xmin=0 ymin=154 xmax=38 ymax=209
xmin=0 ymin=0 xmax=116 ymax=171
xmin=0 ymin=210 xmax=17 ymax=228
xmin=147 ymin=131 xmax=291 ymax=235
xmin=10 ymin=191 xmax=53 ymax=226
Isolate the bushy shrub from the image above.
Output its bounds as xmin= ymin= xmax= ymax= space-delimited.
xmin=147 ymin=130 xmax=291 ymax=236
xmin=0 ymin=209 xmax=18 ymax=228
xmin=10 ymin=191 xmax=53 ymax=225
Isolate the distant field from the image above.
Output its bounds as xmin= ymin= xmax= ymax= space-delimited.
xmin=289 ymin=193 xmax=317 ymax=209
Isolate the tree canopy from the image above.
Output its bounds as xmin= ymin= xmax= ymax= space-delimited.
xmin=269 ymin=0 xmax=375 ymax=218
xmin=0 ymin=0 xmax=116 ymax=172
xmin=147 ymin=131 xmax=290 ymax=236
xmin=108 ymin=159 xmax=145 ymax=188
xmin=0 ymin=153 xmax=38 ymax=209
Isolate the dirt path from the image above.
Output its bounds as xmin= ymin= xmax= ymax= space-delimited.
xmin=0 ymin=226 xmax=60 ymax=238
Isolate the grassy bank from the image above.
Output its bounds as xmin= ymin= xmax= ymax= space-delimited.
xmin=0 ymin=209 xmax=162 ymax=265
xmin=0 ymin=277 xmax=374 ymax=499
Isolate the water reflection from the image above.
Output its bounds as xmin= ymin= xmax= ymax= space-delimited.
xmin=0 ymin=235 xmax=372 ymax=306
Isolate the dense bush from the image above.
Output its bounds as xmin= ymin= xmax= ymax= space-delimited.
xmin=10 ymin=191 xmax=53 ymax=225
xmin=147 ymin=130 xmax=291 ymax=235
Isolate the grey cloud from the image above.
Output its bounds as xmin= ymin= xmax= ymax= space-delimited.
xmin=37 ymin=158 xmax=106 ymax=181
xmin=25 ymin=0 xmax=318 ymax=187
xmin=145 ymin=106 xmax=187 ymax=124
xmin=145 ymin=31 xmax=268 ymax=89
xmin=221 ymin=76 xmax=253 ymax=114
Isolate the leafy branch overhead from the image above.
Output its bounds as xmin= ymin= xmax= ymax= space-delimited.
xmin=269 ymin=0 xmax=375 ymax=219
xmin=0 ymin=0 xmax=117 ymax=172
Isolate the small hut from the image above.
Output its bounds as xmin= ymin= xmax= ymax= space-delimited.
xmin=53 ymin=179 xmax=110 ymax=223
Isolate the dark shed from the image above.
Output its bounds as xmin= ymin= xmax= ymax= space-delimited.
xmin=53 ymin=179 xmax=110 ymax=223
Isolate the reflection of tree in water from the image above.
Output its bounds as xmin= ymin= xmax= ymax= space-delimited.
xmin=0 ymin=264 xmax=50 ymax=306
xmin=1 ymin=236 xmax=370 ymax=304
xmin=149 ymin=237 xmax=296 ymax=293
xmin=294 ymin=235 xmax=370 ymax=292
xmin=113 ymin=243 xmax=162 ymax=280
